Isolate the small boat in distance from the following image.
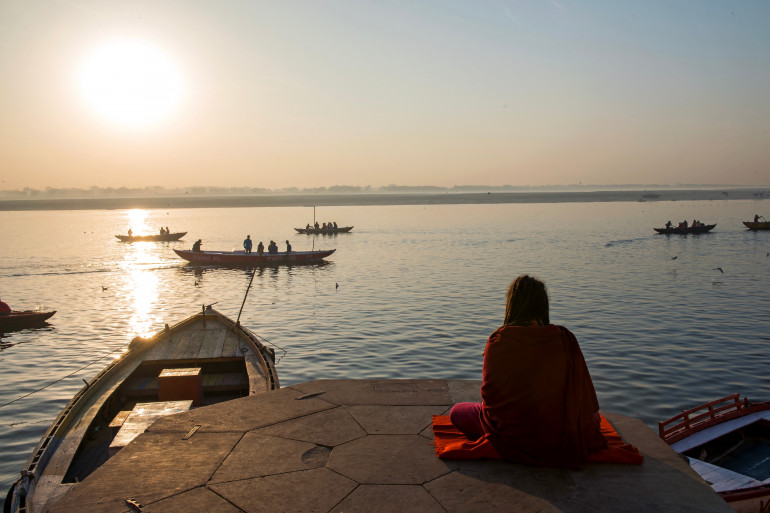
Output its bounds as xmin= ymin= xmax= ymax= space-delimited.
xmin=174 ymin=248 xmax=336 ymax=266
xmin=743 ymin=216 xmax=770 ymax=231
xmin=659 ymin=394 xmax=770 ymax=513
xmin=6 ymin=306 xmax=279 ymax=513
xmin=116 ymin=232 xmax=187 ymax=242
xmin=294 ymin=225 xmax=353 ymax=234
xmin=0 ymin=310 xmax=56 ymax=332
xmin=654 ymin=223 xmax=716 ymax=235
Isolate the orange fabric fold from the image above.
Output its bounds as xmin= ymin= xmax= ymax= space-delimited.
xmin=432 ymin=414 xmax=643 ymax=465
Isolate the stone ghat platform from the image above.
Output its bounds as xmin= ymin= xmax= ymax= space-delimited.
xmin=49 ymin=379 xmax=731 ymax=513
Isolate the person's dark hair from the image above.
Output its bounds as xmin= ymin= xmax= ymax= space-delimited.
xmin=503 ymin=275 xmax=550 ymax=326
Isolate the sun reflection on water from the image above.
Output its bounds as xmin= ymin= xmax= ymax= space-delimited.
xmin=121 ymin=211 xmax=162 ymax=337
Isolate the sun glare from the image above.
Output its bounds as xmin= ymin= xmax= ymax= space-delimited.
xmin=77 ymin=38 xmax=185 ymax=127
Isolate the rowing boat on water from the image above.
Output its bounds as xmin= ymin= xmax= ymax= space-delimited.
xmin=743 ymin=221 xmax=770 ymax=231
xmin=115 ymin=232 xmax=187 ymax=242
xmin=174 ymin=248 xmax=336 ymax=266
xmin=654 ymin=223 xmax=716 ymax=234
xmin=0 ymin=311 xmax=56 ymax=332
xmin=659 ymin=394 xmax=770 ymax=513
xmin=5 ymin=306 xmax=279 ymax=513
xmin=294 ymin=226 xmax=353 ymax=234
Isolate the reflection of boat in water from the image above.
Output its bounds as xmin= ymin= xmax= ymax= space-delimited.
xmin=115 ymin=232 xmax=187 ymax=242
xmin=654 ymin=224 xmax=716 ymax=234
xmin=659 ymin=394 xmax=770 ymax=513
xmin=6 ymin=306 xmax=279 ymax=513
xmin=0 ymin=310 xmax=56 ymax=332
xmin=294 ymin=226 xmax=353 ymax=234
xmin=174 ymin=248 xmax=335 ymax=266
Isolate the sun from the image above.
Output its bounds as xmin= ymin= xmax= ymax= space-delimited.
xmin=77 ymin=38 xmax=186 ymax=127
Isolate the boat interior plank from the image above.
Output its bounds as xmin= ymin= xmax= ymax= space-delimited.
xmin=185 ymin=330 xmax=205 ymax=359
xmin=169 ymin=330 xmax=194 ymax=360
xmin=197 ymin=329 xmax=222 ymax=360
xmin=211 ymin=329 xmax=227 ymax=359
xmin=221 ymin=331 xmax=238 ymax=358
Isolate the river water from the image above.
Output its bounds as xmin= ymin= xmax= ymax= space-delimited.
xmin=1 ymin=198 xmax=769 ymax=502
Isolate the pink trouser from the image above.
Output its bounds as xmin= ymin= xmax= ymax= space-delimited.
xmin=449 ymin=402 xmax=484 ymax=438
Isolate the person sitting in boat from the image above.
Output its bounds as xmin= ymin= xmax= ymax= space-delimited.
xmin=268 ymin=240 xmax=278 ymax=254
xmin=755 ymin=214 xmax=761 ymax=223
xmin=333 ymin=221 xmax=338 ymax=229
xmin=322 ymin=222 xmax=327 ymax=230
xmin=0 ymin=298 xmax=10 ymax=315
xmin=166 ymin=226 xmax=170 ymax=235
xmin=306 ymin=223 xmax=311 ymax=230
xmin=285 ymin=240 xmax=292 ymax=253
xmin=160 ymin=227 xmax=166 ymax=235
xmin=243 ymin=235 xmax=253 ymax=254
xmin=448 ymin=275 xmax=606 ymax=469
xmin=192 ymin=239 xmax=202 ymax=252
xmin=314 ymin=221 xmax=319 ymax=230
xmin=128 ymin=227 xmax=133 ymax=237
xmin=257 ymin=241 xmax=264 ymax=255
xmin=665 ymin=220 xmax=672 ymax=229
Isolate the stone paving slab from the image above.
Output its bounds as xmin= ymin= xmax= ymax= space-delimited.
xmin=46 ymin=379 xmax=733 ymax=513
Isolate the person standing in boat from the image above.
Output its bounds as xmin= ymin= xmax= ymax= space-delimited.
xmin=243 ymin=235 xmax=253 ymax=254
xmin=257 ymin=241 xmax=264 ymax=255
xmin=0 ymin=298 xmax=10 ymax=315
xmin=285 ymin=240 xmax=292 ymax=253
xmin=449 ymin=275 xmax=606 ymax=469
xmin=755 ymin=214 xmax=761 ymax=223
xmin=192 ymin=239 xmax=202 ymax=252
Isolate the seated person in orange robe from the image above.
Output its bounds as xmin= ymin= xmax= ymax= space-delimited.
xmin=450 ymin=275 xmax=606 ymax=469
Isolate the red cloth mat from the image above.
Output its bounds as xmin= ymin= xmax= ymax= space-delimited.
xmin=432 ymin=414 xmax=643 ymax=465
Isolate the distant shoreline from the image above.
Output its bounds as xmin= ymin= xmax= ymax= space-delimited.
xmin=0 ymin=188 xmax=767 ymax=211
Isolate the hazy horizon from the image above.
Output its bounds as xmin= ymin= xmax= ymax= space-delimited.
xmin=2 ymin=2 xmax=769 ymax=190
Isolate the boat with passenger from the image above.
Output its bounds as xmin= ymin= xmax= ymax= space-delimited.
xmin=294 ymin=225 xmax=353 ymax=234
xmin=659 ymin=394 xmax=770 ymax=513
xmin=743 ymin=216 xmax=770 ymax=231
xmin=0 ymin=310 xmax=56 ymax=332
xmin=654 ymin=222 xmax=716 ymax=235
xmin=174 ymin=248 xmax=335 ymax=266
xmin=5 ymin=306 xmax=279 ymax=513
xmin=116 ymin=232 xmax=187 ymax=242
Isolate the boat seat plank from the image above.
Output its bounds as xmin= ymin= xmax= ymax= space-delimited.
xmin=122 ymin=376 xmax=159 ymax=396
xmin=108 ymin=410 xmax=133 ymax=429
xmin=202 ymin=372 xmax=248 ymax=392
xmin=109 ymin=400 xmax=193 ymax=455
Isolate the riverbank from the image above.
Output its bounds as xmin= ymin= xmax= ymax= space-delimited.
xmin=0 ymin=188 xmax=767 ymax=211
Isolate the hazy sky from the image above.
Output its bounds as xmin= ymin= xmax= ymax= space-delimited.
xmin=1 ymin=1 xmax=769 ymax=190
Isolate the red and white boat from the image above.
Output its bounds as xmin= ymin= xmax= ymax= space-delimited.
xmin=174 ymin=248 xmax=335 ymax=266
xmin=659 ymin=394 xmax=770 ymax=513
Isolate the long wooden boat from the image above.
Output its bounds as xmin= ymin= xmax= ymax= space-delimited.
xmin=294 ymin=226 xmax=353 ymax=234
xmin=115 ymin=232 xmax=187 ymax=242
xmin=654 ymin=223 xmax=716 ymax=235
xmin=659 ymin=394 xmax=770 ymax=513
xmin=5 ymin=306 xmax=279 ymax=513
xmin=743 ymin=221 xmax=770 ymax=231
xmin=174 ymin=248 xmax=336 ymax=266
xmin=0 ymin=311 xmax=56 ymax=332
